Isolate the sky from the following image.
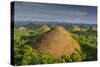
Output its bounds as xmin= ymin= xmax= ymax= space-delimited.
xmin=14 ymin=1 xmax=97 ymax=24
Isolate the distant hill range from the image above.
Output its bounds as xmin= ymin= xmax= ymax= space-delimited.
xmin=14 ymin=21 xmax=97 ymax=29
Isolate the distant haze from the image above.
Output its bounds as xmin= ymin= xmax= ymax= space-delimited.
xmin=14 ymin=1 xmax=97 ymax=24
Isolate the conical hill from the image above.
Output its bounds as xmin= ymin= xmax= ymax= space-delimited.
xmin=33 ymin=26 xmax=80 ymax=57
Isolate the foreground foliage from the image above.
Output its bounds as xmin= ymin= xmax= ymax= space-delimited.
xmin=14 ymin=25 xmax=97 ymax=65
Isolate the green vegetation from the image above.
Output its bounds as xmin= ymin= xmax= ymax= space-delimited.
xmin=14 ymin=24 xmax=97 ymax=65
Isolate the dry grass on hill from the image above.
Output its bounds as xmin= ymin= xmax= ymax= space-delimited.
xmin=33 ymin=26 xmax=80 ymax=57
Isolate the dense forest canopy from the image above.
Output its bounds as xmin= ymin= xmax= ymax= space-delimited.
xmin=14 ymin=23 xmax=97 ymax=65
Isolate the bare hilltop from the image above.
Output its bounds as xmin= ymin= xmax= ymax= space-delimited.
xmin=33 ymin=26 xmax=80 ymax=57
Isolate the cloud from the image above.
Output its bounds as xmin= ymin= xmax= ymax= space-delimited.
xmin=14 ymin=2 xmax=97 ymax=24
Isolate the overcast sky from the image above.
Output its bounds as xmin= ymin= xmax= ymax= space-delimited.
xmin=14 ymin=1 xmax=97 ymax=24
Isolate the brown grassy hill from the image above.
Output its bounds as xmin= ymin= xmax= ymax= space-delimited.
xmin=33 ymin=26 xmax=80 ymax=57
